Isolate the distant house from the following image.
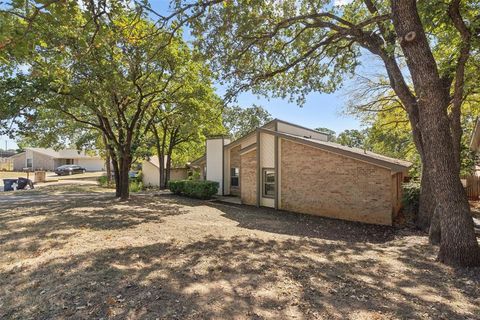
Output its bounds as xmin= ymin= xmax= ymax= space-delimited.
xmin=142 ymin=156 xmax=189 ymax=187
xmin=198 ymin=119 xmax=411 ymax=226
xmin=470 ymin=118 xmax=480 ymax=175
xmin=10 ymin=148 xmax=105 ymax=171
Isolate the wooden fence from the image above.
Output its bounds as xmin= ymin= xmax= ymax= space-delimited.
xmin=462 ymin=175 xmax=480 ymax=200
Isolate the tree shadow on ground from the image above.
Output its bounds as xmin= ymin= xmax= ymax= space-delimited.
xmin=1 ymin=191 xmax=479 ymax=319
xmin=0 ymin=191 xmax=203 ymax=259
xmin=1 ymin=236 xmax=479 ymax=320
xmin=208 ymin=201 xmax=396 ymax=244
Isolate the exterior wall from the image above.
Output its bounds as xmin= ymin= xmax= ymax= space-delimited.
xmin=229 ymin=145 xmax=241 ymax=196
xmin=277 ymin=122 xmax=328 ymax=141
xmin=259 ymin=132 xmax=275 ymax=207
xmin=77 ymin=159 xmax=105 ymax=171
xmin=206 ymin=138 xmax=229 ymax=195
xmin=142 ymin=160 xmax=160 ymax=187
xmin=280 ymin=139 xmax=393 ymax=225
xmin=240 ymin=149 xmax=257 ymax=205
xmin=142 ymin=161 xmax=188 ymax=187
xmin=391 ymin=172 xmax=404 ymax=218
xmin=31 ymin=151 xmax=55 ymax=171
xmin=241 ymin=134 xmax=256 ymax=149
xmin=12 ymin=153 xmax=26 ymax=171
xmin=170 ymin=168 xmax=188 ymax=181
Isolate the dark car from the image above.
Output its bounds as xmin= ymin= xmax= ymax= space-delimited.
xmin=54 ymin=165 xmax=86 ymax=176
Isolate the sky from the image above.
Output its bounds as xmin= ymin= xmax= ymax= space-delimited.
xmin=1 ymin=0 xmax=364 ymax=150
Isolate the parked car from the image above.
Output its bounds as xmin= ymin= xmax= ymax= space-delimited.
xmin=54 ymin=165 xmax=86 ymax=176
xmin=129 ymin=171 xmax=139 ymax=179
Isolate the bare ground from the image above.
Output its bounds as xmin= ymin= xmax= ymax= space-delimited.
xmin=0 ymin=185 xmax=479 ymax=320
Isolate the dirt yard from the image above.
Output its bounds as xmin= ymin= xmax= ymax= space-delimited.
xmin=0 ymin=185 xmax=479 ymax=320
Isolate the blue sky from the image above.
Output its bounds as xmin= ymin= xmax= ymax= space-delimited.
xmin=1 ymin=1 xmax=363 ymax=150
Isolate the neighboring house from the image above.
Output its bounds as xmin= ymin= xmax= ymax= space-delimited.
xmin=201 ymin=119 xmax=411 ymax=226
xmin=10 ymin=148 xmax=105 ymax=171
xmin=142 ymin=156 xmax=189 ymax=187
xmin=470 ymin=117 xmax=480 ymax=175
xmin=190 ymin=155 xmax=206 ymax=180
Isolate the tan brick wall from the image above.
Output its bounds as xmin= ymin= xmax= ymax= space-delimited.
xmin=240 ymin=149 xmax=257 ymax=206
xmin=230 ymin=145 xmax=241 ymax=196
xmin=32 ymin=151 xmax=55 ymax=171
xmin=12 ymin=153 xmax=26 ymax=171
xmin=170 ymin=168 xmax=188 ymax=181
xmin=280 ymin=139 xmax=393 ymax=225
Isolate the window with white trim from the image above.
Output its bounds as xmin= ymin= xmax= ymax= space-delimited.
xmin=262 ymin=168 xmax=275 ymax=198
xmin=231 ymin=167 xmax=239 ymax=187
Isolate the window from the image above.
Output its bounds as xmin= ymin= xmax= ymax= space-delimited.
xmin=262 ymin=168 xmax=275 ymax=198
xmin=26 ymin=158 xmax=33 ymax=168
xmin=231 ymin=167 xmax=239 ymax=187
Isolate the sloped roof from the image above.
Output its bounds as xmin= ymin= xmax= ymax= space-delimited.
xmin=144 ymin=156 xmax=186 ymax=169
xmin=267 ymin=130 xmax=412 ymax=172
xmin=27 ymin=148 xmax=101 ymax=159
xmin=223 ymin=118 xmax=329 ymax=149
xmin=190 ymin=155 xmax=206 ymax=166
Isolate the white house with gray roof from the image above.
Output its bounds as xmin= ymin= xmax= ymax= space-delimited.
xmin=10 ymin=148 xmax=105 ymax=172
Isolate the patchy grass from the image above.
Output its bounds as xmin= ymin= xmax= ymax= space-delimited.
xmin=0 ymin=185 xmax=479 ymax=320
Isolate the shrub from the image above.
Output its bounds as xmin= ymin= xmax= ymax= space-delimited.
xmin=98 ymin=175 xmax=114 ymax=188
xmin=129 ymin=180 xmax=144 ymax=193
xmin=168 ymin=180 xmax=218 ymax=199
xmin=402 ymin=180 xmax=420 ymax=212
xmin=98 ymin=174 xmax=143 ymax=192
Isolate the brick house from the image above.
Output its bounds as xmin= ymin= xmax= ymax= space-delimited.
xmin=10 ymin=148 xmax=105 ymax=171
xmin=199 ymin=119 xmax=411 ymax=225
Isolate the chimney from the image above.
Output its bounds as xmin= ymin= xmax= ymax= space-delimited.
xmin=206 ymin=136 xmax=230 ymax=195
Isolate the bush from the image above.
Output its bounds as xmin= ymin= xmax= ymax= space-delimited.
xmin=168 ymin=180 xmax=219 ymax=199
xmin=402 ymin=180 xmax=420 ymax=212
xmin=129 ymin=180 xmax=144 ymax=193
xmin=98 ymin=174 xmax=144 ymax=192
xmin=98 ymin=175 xmax=114 ymax=188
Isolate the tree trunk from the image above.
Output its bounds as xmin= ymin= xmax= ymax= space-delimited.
xmin=111 ymin=153 xmax=121 ymax=198
xmin=151 ymin=124 xmax=166 ymax=189
xmin=105 ymin=153 xmax=111 ymax=185
xmin=392 ymin=0 xmax=480 ymax=266
xmin=165 ymin=152 xmax=172 ymax=189
xmin=417 ymin=168 xmax=435 ymax=230
xmin=118 ymin=152 xmax=131 ymax=200
xmin=429 ymin=204 xmax=442 ymax=245
xmin=102 ymin=134 xmax=112 ymax=185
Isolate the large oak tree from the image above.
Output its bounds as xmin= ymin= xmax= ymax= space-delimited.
xmin=166 ymin=0 xmax=480 ymax=266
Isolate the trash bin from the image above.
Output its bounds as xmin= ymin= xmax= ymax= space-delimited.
xmin=3 ymin=179 xmax=18 ymax=191
xmin=17 ymin=177 xmax=34 ymax=190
